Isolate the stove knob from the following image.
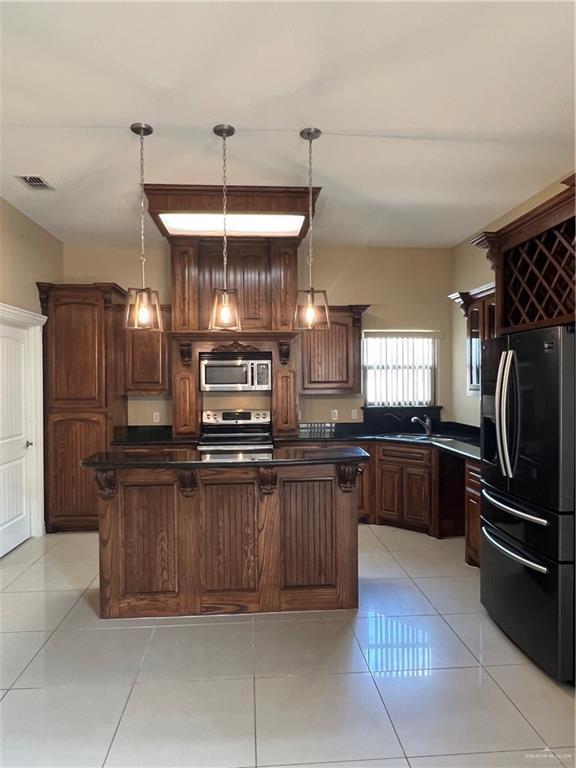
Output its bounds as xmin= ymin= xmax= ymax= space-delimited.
xmin=255 ymin=413 xmax=261 ymax=419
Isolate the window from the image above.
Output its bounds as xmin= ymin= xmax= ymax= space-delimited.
xmin=363 ymin=331 xmax=438 ymax=407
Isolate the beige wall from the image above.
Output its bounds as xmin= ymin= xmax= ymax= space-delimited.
xmin=0 ymin=197 xmax=63 ymax=313
xmin=63 ymin=238 xmax=170 ymax=302
xmin=299 ymin=244 xmax=454 ymax=422
xmin=450 ymin=176 xmax=570 ymax=426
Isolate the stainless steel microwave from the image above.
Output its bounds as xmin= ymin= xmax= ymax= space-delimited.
xmin=200 ymin=355 xmax=272 ymax=392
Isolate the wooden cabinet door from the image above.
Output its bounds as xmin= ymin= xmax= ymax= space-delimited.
xmin=198 ymin=243 xmax=226 ymax=329
xmin=301 ymin=307 xmax=361 ymax=393
xmin=270 ymin=241 xmax=297 ymax=330
xmin=125 ymin=307 xmax=171 ymax=394
xmin=46 ymin=290 xmax=105 ymax=409
xmin=272 ymin=369 xmax=298 ymax=435
xmin=46 ymin=412 xmax=107 ymax=530
xmin=233 ymin=243 xmax=271 ymax=329
xmin=465 ymin=491 xmax=481 ymax=566
xmin=403 ymin=466 xmax=431 ymax=529
xmin=197 ymin=242 xmax=270 ymax=330
xmin=376 ymin=462 xmax=403 ymax=523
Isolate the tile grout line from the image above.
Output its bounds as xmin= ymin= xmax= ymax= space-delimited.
xmin=101 ymin=623 xmax=158 ymax=767
xmin=406 ymin=556 xmax=553 ymax=751
xmin=350 ymin=614 xmax=410 ymax=764
xmin=252 ymin=617 xmax=258 ymax=768
xmin=5 ymin=580 xmax=92 ymax=692
xmin=364 ymin=531 xmax=553 ymax=754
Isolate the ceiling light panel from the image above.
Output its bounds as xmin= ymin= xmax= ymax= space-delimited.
xmin=159 ymin=212 xmax=305 ymax=237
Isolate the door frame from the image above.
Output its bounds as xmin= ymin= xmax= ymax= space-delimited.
xmin=0 ymin=303 xmax=47 ymax=538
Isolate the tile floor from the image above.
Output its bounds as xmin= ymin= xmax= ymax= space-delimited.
xmin=0 ymin=525 xmax=573 ymax=768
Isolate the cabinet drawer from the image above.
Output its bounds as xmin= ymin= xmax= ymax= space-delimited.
xmin=378 ymin=444 xmax=431 ymax=466
xmin=465 ymin=460 xmax=482 ymax=492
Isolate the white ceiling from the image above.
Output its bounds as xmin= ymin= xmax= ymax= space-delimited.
xmin=1 ymin=1 xmax=574 ymax=249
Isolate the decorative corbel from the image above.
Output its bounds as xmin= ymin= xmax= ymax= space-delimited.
xmin=277 ymin=340 xmax=291 ymax=366
xmin=179 ymin=341 xmax=193 ymax=367
xmin=350 ymin=305 xmax=370 ymax=328
xmin=336 ymin=463 xmax=362 ymax=493
xmin=95 ymin=470 xmax=117 ymax=500
xmin=258 ymin=466 xmax=278 ymax=495
xmin=178 ymin=469 xmax=198 ymax=497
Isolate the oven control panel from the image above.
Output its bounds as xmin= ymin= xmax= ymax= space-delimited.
xmin=202 ymin=410 xmax=271 ymax=425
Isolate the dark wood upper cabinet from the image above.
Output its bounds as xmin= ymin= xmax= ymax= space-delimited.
xmin=473 ymin=173 xmax=575 ymax=335
xmin=300 ymin=305 xmax=367 ymax=394
xmin=172 ymin=238 xmax=297 ymax=332
xmin=449 ymin=285 xmax=495 ymax=396
xmin=125 ymin=306 xmax=171 ymax=394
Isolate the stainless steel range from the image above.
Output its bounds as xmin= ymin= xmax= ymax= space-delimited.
xmin=198 ymin=409 xmax=273 ymax=462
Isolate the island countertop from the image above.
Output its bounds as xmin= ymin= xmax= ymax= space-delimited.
xmin=82 ymin=445 xmax=370 ymax=471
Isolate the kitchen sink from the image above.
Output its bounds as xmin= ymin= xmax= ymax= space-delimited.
xmin=379 ymin=433 xmax=454 ymax=443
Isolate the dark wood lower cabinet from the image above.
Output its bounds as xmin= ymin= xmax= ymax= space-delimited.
xmin=403 ymin=466 xmax=431 ymax=528
xmin=376 ymin=444 xmax=433 ymax=532
xmin=376 ymin=463 xmax=403 ymax=523
xmin=465 ymin=459 xmax=482 ymax=566
xmin=46 ymin=412 xmax=108 ymax=531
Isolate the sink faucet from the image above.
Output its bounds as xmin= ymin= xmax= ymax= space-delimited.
xmin=411 ymin=415 xmax=432 ymax=436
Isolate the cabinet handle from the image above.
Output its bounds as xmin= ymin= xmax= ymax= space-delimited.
xmin=25 ymin=440 xmax=33 ymax=448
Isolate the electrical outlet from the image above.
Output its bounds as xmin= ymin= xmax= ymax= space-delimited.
xmin=152 ymin=411 xmax=160 ymax=424
xmin=351 ymin=408 xmax=359 ymax=420
xmin=330 ymin=409 xmax=338 ymax=421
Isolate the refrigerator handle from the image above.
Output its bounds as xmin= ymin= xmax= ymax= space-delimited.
xmin=494 ymin=350 xmax=508 ymax=477
xmin=500 ymin=351 xmax=514 ymax=478
xmin=481 ymin=526 xmax=548 ymax=574
xmin=481 ymin=489 xmax=549 ymax=526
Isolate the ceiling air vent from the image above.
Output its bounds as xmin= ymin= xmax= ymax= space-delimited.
xmin=15 ymin=175 xmax=54 ymax=191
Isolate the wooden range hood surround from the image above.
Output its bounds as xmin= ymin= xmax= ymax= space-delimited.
xmin=145 ymin=186 xmax=324 ymax=438
xmin=144 ymin=184 xmax=320 ymax=243
xmin=145 ymin=185 xmax=321 ymax=335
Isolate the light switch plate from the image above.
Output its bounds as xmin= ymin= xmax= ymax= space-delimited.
xmin=351 ymin=408 xmax=359 ymax=420
xmin=330 ymin=409 xmax=338 ymax=421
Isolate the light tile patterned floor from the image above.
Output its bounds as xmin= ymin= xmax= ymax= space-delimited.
xmin=0 ymin=526 xmax=573 ymax=768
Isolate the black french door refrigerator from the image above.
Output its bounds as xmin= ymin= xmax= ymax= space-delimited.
xmin=481 ymin=325 xmax=575 ymax=682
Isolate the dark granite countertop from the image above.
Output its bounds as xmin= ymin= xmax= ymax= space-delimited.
xmin=82 ymin=445 xmax=370 ymax=470
xmin=110 ymin=424 xmax=480 ymax=461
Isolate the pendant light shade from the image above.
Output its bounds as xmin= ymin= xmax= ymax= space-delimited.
xmin=126 ymin=287 xmax=163 ymax=331
xmin=125 ymin=122 xmax=163 ymax=332
xmin=209 ymin=124 xmax=241 ymax=332
xmin=294 ymin=127 xmax=330 ymax=331
xmin=209 ymin=288 xmax=241 ymax=331
xmin=294 ymin=288 xmax=330 ymax=330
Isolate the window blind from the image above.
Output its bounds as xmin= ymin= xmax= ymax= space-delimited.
xmin=363 ymin=331 xmax=438 ymax=407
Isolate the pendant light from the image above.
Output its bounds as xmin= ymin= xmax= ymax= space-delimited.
xmin=125 ymin=122 xmax=163 ymax=332
xmin=209 ymin=124 xmax=241 ymax=331
xmin=294 ymin=128 xmax=330 ymax=331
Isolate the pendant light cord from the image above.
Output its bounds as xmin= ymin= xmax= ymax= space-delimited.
xmin=139 ymin=132 xmax=146 ymax=290
xmin=222 ymin=134 xmax=228 ymax=291
xmin=307 ymin=137 xmax=314 ymax=289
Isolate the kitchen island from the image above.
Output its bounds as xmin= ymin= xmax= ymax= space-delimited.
xmin=82 ymin=446 xmax=369 ymax=619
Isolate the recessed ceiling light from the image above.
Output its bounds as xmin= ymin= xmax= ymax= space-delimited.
xmin=159 ymin=212 xmax=305 ymax=237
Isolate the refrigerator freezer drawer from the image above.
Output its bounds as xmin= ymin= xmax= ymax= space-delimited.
xmin=481 ymin=486 xmax=575 ymax=562
xmin=480 ymin=522 xmax=574 ymax=682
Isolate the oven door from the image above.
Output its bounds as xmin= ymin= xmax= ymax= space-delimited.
xmin=480 ymin=520 xmax=574 ymax=682
xmin=200 ymin=359 xmax=251 ymax=391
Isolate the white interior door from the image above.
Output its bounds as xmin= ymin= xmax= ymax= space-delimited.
xmin=0 ymin=322 xmax=32 ymax=555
